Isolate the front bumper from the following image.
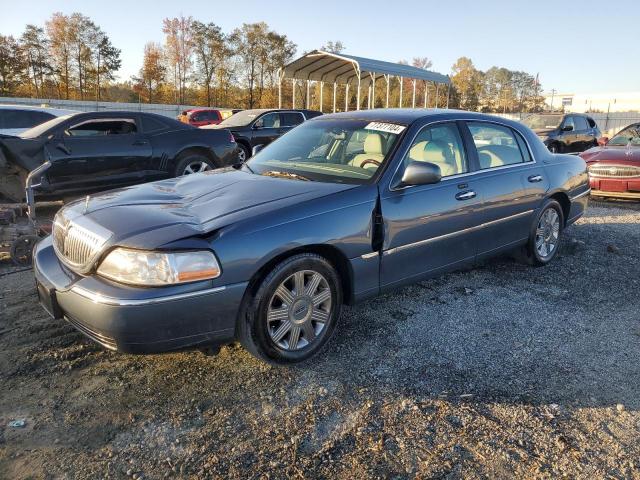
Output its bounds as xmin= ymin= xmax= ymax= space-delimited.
xmin=33 ymin=236 xmax=247 ymax=353
xmin=589 ymin=177 xmax=640 ymax=200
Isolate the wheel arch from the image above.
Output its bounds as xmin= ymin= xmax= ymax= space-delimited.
xmin=242 ymin=244 xmax=355 ymax=309
xmin=547 ymin=191 xmax=571 ymax=226
xmin=173 ymin=146 xmax=220 ymax=170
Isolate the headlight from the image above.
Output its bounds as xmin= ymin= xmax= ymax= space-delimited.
xmin=97 ymin=248 xmax=221 ymax=286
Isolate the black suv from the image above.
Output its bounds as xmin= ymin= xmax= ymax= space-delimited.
xmin=522 ymin=113 xmax=601 ymax=153
xmin=204 ymin=109 xmax=322 ymax=161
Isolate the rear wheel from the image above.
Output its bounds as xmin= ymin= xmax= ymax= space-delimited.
xmin=525 ymin=200 xmax=564 ymax=266
xmin=238 ymin=253 xmax=342 ymax=364
xmin=548 ymin=143 xmax=562 ymax=154
xmin=237 ymin=143 xmax=251 ymax=163
xmin=174 ymin=153 xmax=216 ymax=177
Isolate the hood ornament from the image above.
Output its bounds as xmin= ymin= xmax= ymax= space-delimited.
xmin=83 ymin=195 xmax=90 ymax=214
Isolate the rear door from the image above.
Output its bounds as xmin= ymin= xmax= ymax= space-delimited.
xmin=47 ymin=116 xmax=152 ymax=192
xmin=463 ymin=121 xmax=548 ymax=257
xmin=560 ymin=116 xmax=578 ymax=152
xmin=572 ymin=115 xmax=591 ymax=151
xmin=278 ymin=111 xmax=305 ymax=136
xmin=380 ymin=121 xmax=483 ymax=289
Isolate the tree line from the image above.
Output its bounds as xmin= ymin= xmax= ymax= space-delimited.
xmin=0 ymin=13 xmax=544 ymax=112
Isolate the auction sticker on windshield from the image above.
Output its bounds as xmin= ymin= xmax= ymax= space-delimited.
xmin=365 ymin=122 xmax=406 ymax=135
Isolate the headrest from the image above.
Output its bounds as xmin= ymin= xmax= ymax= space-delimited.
xmin=422 ymin=139 xmax=452 ymax=164
xmin=364 ymin=133 xmax=383 ymax=154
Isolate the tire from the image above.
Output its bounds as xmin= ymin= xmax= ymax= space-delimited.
xmin=173 ymin=153 xmax=216 ymax=177
xmin=524 ymin=199 xmax=564 ymax=266
xmin=238 ymin=253 xmax=343 ymax=364
xmin=237 ymin=143 xmax=251 ymax=163
xmin=548 ymin=143 xmax=562 ymax=154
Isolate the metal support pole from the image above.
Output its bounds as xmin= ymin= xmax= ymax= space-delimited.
xmin=306 ymin=80 xmax=310 ymax=109
xmin=435 ymin=83 xmax=440 ymax=108
xmin=367 ymin=84 xmax=371 ymax=109
xmin=371 ymin=75 xmax=376 ymax=109
xmin=278 ymin=72 xmax=282 ymax=108
xmin=385 ymin=75 xmax=390 ymax=108
xmin=319 ymin=81 xmax=324 ymax=112
xmin=399 ymin=77 xmax=403 ymax=108
xmin=333 ymin=82 xmax=337 ymax=113
xmin=292 ymin=79 xmax=296 ymax=109
xmin=412 ymin=80 xmax=416 ymax=108
xmin=446 ymin=83 xmax=450 ymax=109
xmin=424 ymin=81 xmax=428 ymax=108
xmin=356 ymin=76 xmax=361 ymax=110
xmin=345 ymin=83 xmax=349 ymax=112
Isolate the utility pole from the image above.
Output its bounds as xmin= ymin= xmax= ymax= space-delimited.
xmin=549 ymin=89 xmax=557 ymax=112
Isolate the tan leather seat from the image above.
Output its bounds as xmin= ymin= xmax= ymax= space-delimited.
xmin=350 ymin=133 xmax=385 ymax=169
xmin=477 ymin=145 xmax=522 ymax=169
xmin=409 ymin=139 xmax=458 ymax=176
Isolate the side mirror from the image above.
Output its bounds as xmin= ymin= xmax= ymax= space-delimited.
xmin=253 ymin=120 xmax=263 ymax=130
xmin=398 ymin=161 xmax=442 ymax=187
xmin=561 ymin=125 xmax=574 ymax=132
xmin=597 ymin=136 xmax=609 ymax=146
xmin=252 ymin=144 xmax=265 ymax=156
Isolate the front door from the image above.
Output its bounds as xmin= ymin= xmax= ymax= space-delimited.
xmin=380 ymin=121 xmax=483 ymax=289
xmin=251 ymin=112 xmax=281 ymax=147
xmin=47 ymin=117 xmax=152 ymax=193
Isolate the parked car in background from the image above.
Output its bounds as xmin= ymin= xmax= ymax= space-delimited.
xmin=580 ymin=122 xmax=640 ymax=199
xmin=204 ymin=108 xmax=322 ymax=161
xmin=178 ymin=108 xmax=223 ymax=127
xmin=0 ymin=105 xmax=78 ymax=136
xmin=33 ymin=109 xmax=589 ymax=363
xmin=0 ymin=111 xmax=237 ymax=201
xmin=522 ymin=113 xmax=600 ymax=154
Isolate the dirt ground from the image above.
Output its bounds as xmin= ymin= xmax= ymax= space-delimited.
xmin=1 ymin=200 xmax=639 ymax=479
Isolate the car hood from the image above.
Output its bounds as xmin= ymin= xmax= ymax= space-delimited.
xmin=580 ymin=145 xmax=640 ymax=164
xmin=74 ymin=168 xmax=356 ymax=249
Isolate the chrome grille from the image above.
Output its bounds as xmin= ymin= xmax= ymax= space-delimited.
xmin=589 ymin=164 xmax=640 ymax=178
xmin=52 ymin=206 xmax=112 ymax=273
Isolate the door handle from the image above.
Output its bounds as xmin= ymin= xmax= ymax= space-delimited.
xmin=132 ymin=139 xmax=149 ymax=146
xmin=528 ymin=175 xmax=543 ymax=183
xmin=455 ymin=190 xmax=476 ymax=201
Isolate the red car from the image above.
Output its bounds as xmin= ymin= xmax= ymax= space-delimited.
xmin=580 ymin=123 xmax=640 ymax=200
xmin=179 ymin=108 xmax=223 ymax=127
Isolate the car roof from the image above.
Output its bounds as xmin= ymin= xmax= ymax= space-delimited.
xmin=189 ymin=108 xmax=220 ymax=113
xmin=316 ymin=108 xmax=515 ymax=125
xmin=0 ymin=104 xmax=78 ymax=116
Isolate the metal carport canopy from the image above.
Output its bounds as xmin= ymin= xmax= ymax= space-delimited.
xmin=279 ymin=50 xmax=451 ymax=111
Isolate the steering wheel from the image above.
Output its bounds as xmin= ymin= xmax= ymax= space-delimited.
xmin=360 ymin=159 xmax=382 ymax=169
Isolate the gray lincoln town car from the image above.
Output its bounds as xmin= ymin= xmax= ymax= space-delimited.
xmin=34 ymin=109 xmax=590 ymax=364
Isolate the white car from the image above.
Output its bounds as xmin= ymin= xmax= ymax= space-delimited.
xmin=0 ymin=105 xmax=78 ymax=136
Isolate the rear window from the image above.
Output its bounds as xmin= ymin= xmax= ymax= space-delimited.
xmin=587 ymin=117 xmax=596 ymax=128
xmin=141 ymin=115 xmax=168 ymax=133
xmin=0 ymin=109 xmax=54 ymax=129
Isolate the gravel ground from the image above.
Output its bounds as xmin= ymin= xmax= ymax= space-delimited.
xmin=1 ymin=202 xmax=639 ymax=479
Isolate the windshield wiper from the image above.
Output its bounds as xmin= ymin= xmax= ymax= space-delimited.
xmin=262 ymin=170 xmax=311 ymax=181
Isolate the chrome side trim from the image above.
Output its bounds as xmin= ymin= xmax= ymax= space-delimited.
xmin=383 ymin=209 xmax=534 ymax=256
xmin=360 ymin=252 xmax=379 ymax=260
xmin=570 ymin=189 xmax=591 ymax=201
xmin=70 ymin=285 xmax=227 ymax=306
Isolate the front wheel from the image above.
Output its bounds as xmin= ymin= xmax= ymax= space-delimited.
xmin=238 ymin=253 xmax=342 ymax=364
xmin=236 ymin=143 xmax=251 ymax=163
xmin=525 ymin=200 xmax=564 ymax=266
xmin=174 ymin=153 xmax=216 ymax=177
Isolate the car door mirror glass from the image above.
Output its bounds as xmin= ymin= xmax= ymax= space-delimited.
xmin=598 ymin=136 xmax=609 ymax=146
xmin=399 ymin=161 xmax=442 ymax=187
xmin=253 ymin=120 xmax=263 ymax=129
xmin=562 ymin=125 xmax=573 ymax=132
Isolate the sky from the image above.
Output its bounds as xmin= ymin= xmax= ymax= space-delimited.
xmin=1 ymin=0 xmax=638 ymax=95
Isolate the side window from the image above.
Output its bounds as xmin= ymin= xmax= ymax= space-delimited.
xmin=562 ymin=116 xmax=576 ymax=131
xmin=403 ymin=123 xmax=468 ymax=177
xmin=573 ymin=116 xmax=588 ymax=131
xmin=141 ymin=115 xmax=167 ymax=133
xmin=256 ymin=112 xmax=280 ymax=128
xmin=587 ymin=117 xmax=596 ymax=128
xmin=467 ymin=122 xmax=526 ymax=169
xmin=66 ymin=119 xmax=138 ymax=137
xmin=280 ymin=112 xmax=304 ymax=127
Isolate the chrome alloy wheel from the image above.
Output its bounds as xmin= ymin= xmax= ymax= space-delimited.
xmin=237 ymin=147 xmax=246 ymax=162
xmin=535 ymin=208 xmax=560 ymax=258
xmin=182 ymin=160 xmax=212 ymax=175
xmin=266 ymin=270 xmax=332 ymax=351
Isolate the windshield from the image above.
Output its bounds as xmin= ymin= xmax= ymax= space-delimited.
xmin=20 ymin=114 xmax=76 ymax=138
xmin=608 ymin=124 xmax=640 ymax=146
xmin=218 ymin=109 xmax=265 ymax=128
xmin=246 ymin=119 xmax=405 ymax=185
xmin=522 ymin=114 xmax=563 ymax=130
